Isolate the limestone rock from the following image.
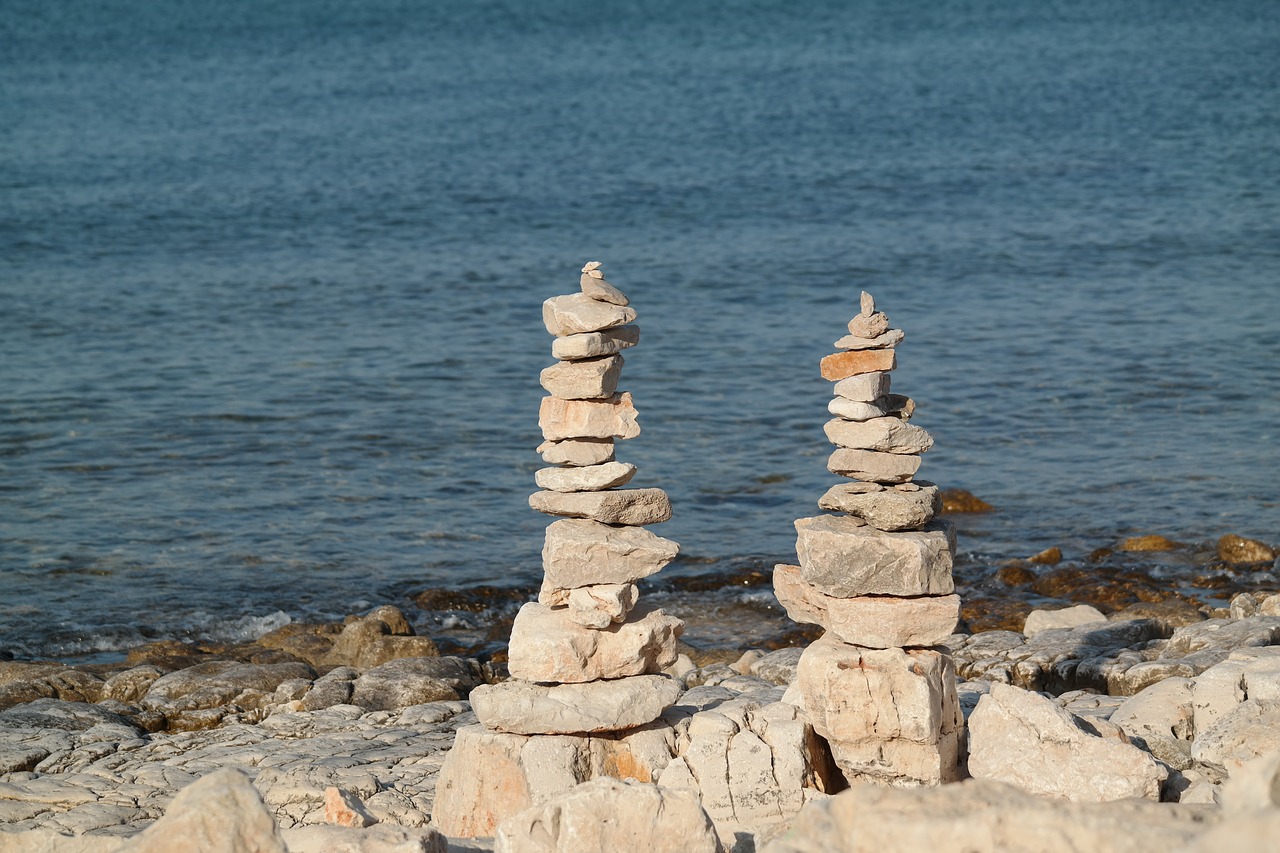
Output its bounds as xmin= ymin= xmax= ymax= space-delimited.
xmin=773 ymin=564 xmax=959 ymax=648
xmin=529 ymin=488 xmax=672 ymax=525
xmin=819 ymin=349 xmax=896 ymax=381
xmin=506 ymin=603 xmax=683 ymax=683
xmin=538 ymin=583 xmax=639 ymax=628
xmin=1192 ymin=699 xmax=1280 ymax=782
xmin=827 ymin=448 xmax=921 ymax=483
xmin=536 ymin=438 xmax=615 ymax=467
xmin=542 ymin=293 xmax=636 ymax=336
xmin=534 ymin=461 xmax=636 ymax=492
xmin=542 ymin=519 xmax=679 ymax=591
xmin=846 ymin=312 xmax=890 ymax=338
xmin=818 ymin=482 xmax=940 ymax=531
xmin=794 ymin=516 xmax=956 ymax=597
xmin=827 ymin=731 xmax=962 ymax=787
xmin=471 ymin=675 xmax=682 ymax=735
xmin=322 ymin=786 xmax=375 ymax=828
xmin=282 ymin=824 xmax=448 ymax=853
xmin=551 ymin=325 xmax=640 ymax=361
xmin=323 ymin=607 xmax=439 ymax=670
xmin=832 ymin=373 xmax=890 ymax=402
xmin=348 ymin=657 xmax=484 ymax=712
xmin=118 ymin=768 xmax=286 ymax=853
xmin=827 ymin=398 xmax=885 ymax=421
xmin=432 ymin=726 xmax=536 ymax=838
xmin=1109 ymin=677 xmax=1195 ymax=770
xmin=1023 ymin=605 xmax=1108 ymax=638
xmin=967 ymin=683 xmax=1167 ymax=801
xmin=580 ymin=261 xmax=629 ymax=306
xmin=539 ymin=393 xmax=640 ymax=441
xmin=494 ymin=778 xmax=722 ymax=853
xmin=823 ymin=417 xmax=933 ymax=454
xmin=539 ymin=356 xmax=623 ymax=400
xmin=833 ymin=329 xmax=904 ymax=351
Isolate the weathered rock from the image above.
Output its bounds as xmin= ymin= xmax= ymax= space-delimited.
xmin=819 ymin=349 xmax=896 ymax=381
xmin=827 ymin=730 xmax=962 ymax=787
xmin=118 ymin=768 xmax=286 ymax=853
xmin=579 ymin=262 xmax=629 ymax=306
xmin=323 ymin=607 xmax=439 ymax=670
xmin=826 ymin=398 xmax=885 ymax=421
xmin=846 ymin=312 xmax=890 ymax=339
xmin=967 ymin=683 xmax=1166 ymax=801
xmin=823 ymin=417 xmax=933 ymax=454
xmin=1217 ymin=533 xmax=1276 ymax=565
xmin=794 ymin=516 xmax=956 ymax=597
xmin=282 ymin=823 xmax=448 ymax=853
xmin=1118 ymin=534 xmax=1182 ymax=552
xmin=100 ymin=666 xmax=166 ymax=704
xmin=432 ymin=726 xmax=537 ymax=838
xmin=551 ymin=325 xmax=640 ymax=361
xmin=817 ymin=482 xmax=940 ymax=531
xmin=1192 ymin=699 xmax=1280 ymax=782
xmin=833 ymin=329 xmax=904 ymax=350
xmin=471 ymin=675 xmax=682 ymax=734
xmin=348 ymin=657 xmax=483 ymax=711
xmin=538 ymin=356 xmax=623 ymax=400
xmin=541 ymin=519 xmax=679 ymax=591
xmin=831 ymin=372 xmax=890 ymax=402
xmin=1220 ymin=749 xmax=1280 ymax=814
xmin=494 ymin=778 xmax=722 ymax=853
xmin=1023 ymin=605 xmax=1108 ymax=638
xmin=542 ymin=293 xmax=636 ymax=336
xmin=773 ymin=565 xmax=959 ymax=648
xmin=529 ymin=488 xmax=672 ymax=525
xmin=533 ymin=461 xmax=636 ymax=492
xmin=539 ymin=393 xmax=640 ymax=441
xmin=536 ymin=438 xmax=615 ymax=467
xmin=322 ymin=786 xmax=375 ymax=828
xmin=0 ymin=663 xmax=104 ymax=711
xmin=506 ymin=603 xmax=683 ymax=683
xmin=1110 ymin=677 xmax=1196 ymax=770
xmin=827 ymin=448 xmax=921 ymax=483
xmin=141 ymin=661 xmax=316 ymax=723
xmin=538 ymin=583 xmax=639 ymax=628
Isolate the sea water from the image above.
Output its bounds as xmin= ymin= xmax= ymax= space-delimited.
xmin=2 ymin=0 xmax=1278 ymax=660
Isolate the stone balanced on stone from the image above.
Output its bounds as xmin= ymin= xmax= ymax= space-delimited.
xmin=433 ymin=262 xmax=685 ymax=837
xmin=776 ymin=291 xmax=964 ymax=787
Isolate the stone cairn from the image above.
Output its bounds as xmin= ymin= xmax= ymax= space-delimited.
xmin=776 ymin=291 xmax=964 ymax=787
xmin=433 ymin=262 xmax=685 ymax=837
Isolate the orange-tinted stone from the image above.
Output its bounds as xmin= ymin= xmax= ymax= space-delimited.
xmin=939 ymin=489 xmax=994 ymax=513
xmin=819 ymin=349 xmax=896 ymax=381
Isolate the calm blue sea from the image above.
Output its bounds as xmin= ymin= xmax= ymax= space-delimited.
xmin=2 ymin=0 xmax=1278 ymax=661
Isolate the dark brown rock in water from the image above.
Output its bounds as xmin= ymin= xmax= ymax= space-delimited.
xmin=1088 ymin=547 xmax=1114 ymax=562
xmin=0 ymin=662 xmax=104 ymax=711
xmin=412 ymin=585 xmax=535 ymax=613
xmin=254 ymin=621 xmax=341 ymax=667
xmin=1029 ymin=546 xmax=1063 ymax=565
xmin=960 ymin=597 xmax=1033 ymax=633
xmin=997 ymin=564 xmax=1036 ymax=586
xmin=1029 ymin=566 xmax=1199 ymax=612
xmin=1218 ymin=533 xmax=1277 ymax=565
xmin=323 ymin=606 xmax=439 ymax=669
xmin=1110 ymin=601 xmax=1206 ymax=634
xmin=1117 ymin=534 xmax=1183 ymax=552
xmin=939 ymin=489 xmax=993 ymax=513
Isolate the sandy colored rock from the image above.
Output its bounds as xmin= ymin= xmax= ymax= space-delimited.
xmin=827 ymin=397 xmax=885 ymax=421
xmin=773 ymin=564 xmax=959 ymax=648
xmin=1023 ymin=605 xmax=1107 ymax=638
xmin=539 ymin=583 xmax=639 ymax=628
xmin=529 ymin=488 xmax=672 ymax=525
xmin=819 ymin=349 xmax=896 ymax=381
xmin=1217 ymin=533 xmax=1276 ymax=565
xmin=967 ymin=683 xmax=1166 ymax=801
xmin=1192 ymin=699 xmax=1280 ymax=781
xmin=539 ymin=356 xmax=623 ymax=400
xmin=506 ymin=603 xmax=683 ymax=683
xmin=832 ymin=372 xmax=890 ymax=402
xmin=470 ymin=675 xmax=682 ymax=734
xmin=833 ymin=328 xmax=904 ymax=351
xmin=536 ymin=438 xmax=615 ymax=467
xmin=539 ymin=393 xmax=640 ymax=441
xmin=494 ymin=777 xmax=722 ymax=853
xmin=322 ymin=786 xmax=375 ymax=828
xmin=551 ymin=325 xmax=640 ymax=361
xmin=534 ymin=461 xmax=636 ymax=492
xmin=818 ymin=481 xmax=940 ymax=531
xmin=827 ymin=448 xmax=921 ymax=483
xmin=542 ymin=519 xmax=679 ymax=591
xmin=823 ymin=417 xmax=933 ymax=454
xmin=542 ymin=293 xmax=636 ymax=336
xmin=846 ymin=312 xmax=890 ymax=338
xmin=1118 ymin=534 xmax=1182 ymax=552
xmin=795 ymin=515 xmax=955 ymax=597
xmin=119 ymin=768 xmax=286 ymax=853
xmin=1110 ymin=677 xmax=1196 ymax=770
xmin=580 ymin=276 xmax=629 ymax=307
xmin=828 ymin=730 xmax=963 ymax=787
xmin=431 ymin=726 xmax=535 ymax=838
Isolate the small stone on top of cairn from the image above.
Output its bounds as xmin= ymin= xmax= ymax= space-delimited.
xmin=776 ymin=290 xmax=962 ymax=788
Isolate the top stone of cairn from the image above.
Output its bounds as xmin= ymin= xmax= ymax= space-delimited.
xmin=580 ymin=261 xmax=629 ymax=306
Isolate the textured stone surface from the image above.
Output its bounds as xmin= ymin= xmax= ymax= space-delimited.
xmin=831 ymin=372 xmax=890 ymax=402
xmin=827 ymin=731 xmax=962 ymax=787
xmin=539 ymin=356 xmax=622 ymax=400
xmin=506 ymin=603 xmax=683 ymax=683
xmin=535 ymin=438 xmax=615 ymax=467
xmin=579 ymin=262 xmax=629 ymax=306
xmin=1110 ymin=677 xmax=1196 ymax=770
xmin=826 ymin=398 xmax=885 ymax=421
xmin=1023 ymin=605 xmax=1108 ymax=638
xmin=827 ymin=447 xmax=921 ymax=483
xmin=967 ymin=683 xmax=1166 ymax=801
xmin=817 ymin=481 xmax=940 ymax=531
xmin=432 ymin=726 xmax=535 ymax=838
xmin=539 ymin=393 xmax=640 ymax=441
xmin=538 ymin=583 xmax=639 ymax=628
xmin=550 ymin=325 xmax=640 ymax=361
xmin=773 ymin=564 xmax=959 ymax=648
xmin=119 ymin=768 xmax=286 ymax=853
xmin=832 ymin=328 xmax=904 ymax=351
xmin=528 ymin=488 xmax=672 ymax=525
xmin=347 ymin=656 xmax=483 ymax=712
xmin=533 ymin=461 xmax=636 ymax=492
xmin=542 ymin=293 xmax=636 ymax=336
xmin=1192 ymin=699 xmax=1280 ymax=782
xmin=846 ymin=312 xmax=890 ymax=338
xmin=470 ymin=675 xmax=682 ymax=734
xmin=823 ymin=417 xmax=933 ymax=454
xmin=541 ymin=519 xmax=679 ymax=591
xmin=794 ymin=516 xmax=956 ymax=597
xmin=819 ymin=349 xmax=896 ymax=381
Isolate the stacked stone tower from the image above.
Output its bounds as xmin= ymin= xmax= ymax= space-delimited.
xmin=776 ymin=291 xmax=963 ymax=787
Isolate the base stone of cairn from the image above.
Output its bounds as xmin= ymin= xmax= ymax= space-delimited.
xmin=434 ymin=262 xmax=685 ymax=837
xmin=776 ymin=291 xmax=963 ymax=788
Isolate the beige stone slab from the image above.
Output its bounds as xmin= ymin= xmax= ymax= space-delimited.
xmin=832 ymin=372 xmax=891 ymax=402
xmin=824 ymin=417 xmax=933 ymax=454
xmin=507 ymin=602 xmax=683 ymax=683
xmin=542 ymin=519 xmax=679 ymax=591
xmin=551 ymin=325 xmax=640 ymax=361
xmin=817 ymin=481 xmax=940 ymax=531
xmin=828 ymin=730 xmax=963 ymax=787
xmin=539 ymin=583 xmax=639 ymax=628
xmin=833 ymin=329 xmax=904 ymax=351
xmin=529 ymin=488 xmax=672 ymax=525
xmin=827 ymin=448 xmax=921 ymax=483
xmin=534 ymin=461 xmax=636 ymax=492
xmin=827 ymin=398 xmax=886 ymax=421
xmin=539 ymin=393 xmax=640 ymax=441
xmin=539 ymin=356 xmax=623 ymax=400
xmin=847 ymin=312 xmax=890 ymax=338
xmin=773 ymin=564 xmax=959 ymax=648
xmin=542 ymin=293 xmax=636 ymax=336
xmin=794 ymin=515 xmax=955 ymax=597
xmin=580 ymin=274 xmax=630 ymax=306
xmin=470 ymin=675 xmax=682 ymax=734
xmin=536 ymin=438 xmax=615 ymax=467
xmin=819 ymin=349 xmax=896 ymax=381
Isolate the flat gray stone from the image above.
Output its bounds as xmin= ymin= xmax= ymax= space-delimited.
xmin=795 ymin=515 xmax=955 ymax=597
xmin=832 ymin=328 xmax=904 ymax=350
xmin=542 ymin=293 xmax=636 ymax=336
xmin=827 ymin=398 xmax=885 ymax=421
xmin=536 ymin=438 xmax=615 ymax=467
xmin=539 ymin=356 xmax=622 ymax=400
xmin=470 ymin=675 xmax=682 ymax=734
xmin=832 ymin=372 xmax=891 ymax=402
xmin=827 ymin=447 xmax=921 ymax=483
xmin=542 ymin=519 xmax=679 ymax=591
xmin=528 ymin=488 xmax=672 ymax=525
xmin=823 ymin=417 xmax=933 ymax=454
xmin=551 ymin=325 xmax=640 ymax=361
xmin=534 ymin=461 xmax=636 ymax=492
xmin=817 ymin=481 xmax=940 ymax=531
